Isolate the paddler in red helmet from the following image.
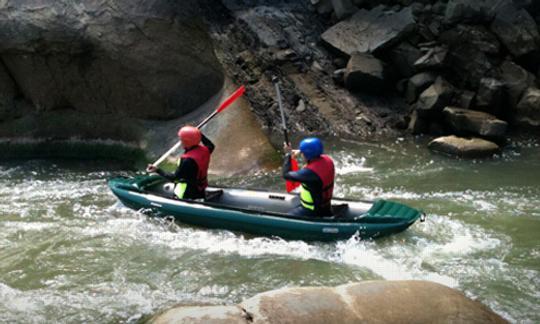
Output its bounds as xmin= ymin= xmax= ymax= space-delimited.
xmin=147 ymin=126 xmax=214 ymax=200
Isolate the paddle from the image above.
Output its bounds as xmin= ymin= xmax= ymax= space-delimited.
xmin=150 ymin=85 xmax=246 ymax=168
xmin=272 ymin=77 xmax=300 ymax=192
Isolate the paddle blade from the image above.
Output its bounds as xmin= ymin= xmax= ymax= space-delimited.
xmin=286 ymin=158 xmax=301 ymax=192
xmin=217 ymin=85 xmax=246 ymax=113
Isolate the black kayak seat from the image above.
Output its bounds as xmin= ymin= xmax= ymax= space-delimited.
xmin=331 ymin=204 xmax=349 ymax=218
xmin=205 ymin=189 xmax=223 ymax=202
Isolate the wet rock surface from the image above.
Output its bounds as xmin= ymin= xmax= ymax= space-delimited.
xmin=321 ymin=6 xmax=416 ymax=56
xmin=428 ymin=135 xmax=500 ymax=158
xmin=201 ymin=0 xmax=409 ymax=140
xmin=149 ymin=281 xmax=508 ymax=324
xmin=442 ymin=107 xmax=508 ymax=138
xmin=0 ymin=0 xmax=223 ymax=121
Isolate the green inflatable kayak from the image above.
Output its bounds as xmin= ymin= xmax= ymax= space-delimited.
xmin=108 ymin=175 xmax=425 ymax=241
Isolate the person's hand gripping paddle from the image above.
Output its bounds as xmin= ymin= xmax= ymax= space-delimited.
xmin=272 ymin=77 xmax=300 ymax=192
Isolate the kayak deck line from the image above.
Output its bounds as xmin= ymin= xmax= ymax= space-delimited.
xmin=108 ymin=175 xmax=425 ymax=241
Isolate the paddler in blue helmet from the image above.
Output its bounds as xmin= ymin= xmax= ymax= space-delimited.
xmin=283 ymin=137 xmax=335 ymax=217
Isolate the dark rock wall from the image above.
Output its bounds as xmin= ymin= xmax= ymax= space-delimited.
xmin=0 ymin=0 xmax=224 ymax=142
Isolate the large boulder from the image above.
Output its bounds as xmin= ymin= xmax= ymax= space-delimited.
xmin=439 ymin=24 xmax=501 ymax=55
xmin=414 ymin=46 xmax=448 ymax=70
xmin=330 ymin=0 xmax=357 ymax=19
xmin=442 ymin=106 xmax=508 ymax=138
xmin=388 ymin=42 xmax=423 ymax=78
xmin=321 ymin=6 xmax=416 ymax=56
xmin=515 ymin=87 xmax=540 ymax=127
xmin=344 ymin=52 xmax=386 ymax=93
xmin=415 ymin=77 xmax=454 ymax=115
xmin=406 ymin=72 xmax=437 ymax=103
xmin=499 ymin=60 xmax=536 ymax=109
xmin=0 ymin=63 xmax=17 ymax=121
xmin=475 ymin=77 xmax=505 ymax=116
xmin=150 ymin=281 xmax=508 ymax=324
xmin=444 ymin=0 xmax=509 ymax=24
xmin=428 ymin=135 xmax=501 ymax=158
xmin=490 ymin=2 xmax=540 ymax=58
xmin=151 ymin=306 xmax=248 ymax=324
xmin=445 ymin=43 xmax=494 ymax=89
xmin=0 ymin=0 xmax=223 ymax=121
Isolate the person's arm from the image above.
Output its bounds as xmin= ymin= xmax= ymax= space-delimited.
xmin=156 ymin=158 xmax=197 ymax=181
xmin=282 ymin=154 xmax=319 ymax=183
xmin=201 ymin=133 xmax=215 ymax=153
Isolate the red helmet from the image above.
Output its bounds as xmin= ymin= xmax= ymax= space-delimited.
xmin=177 ymin=126 xmax=201 ymax=147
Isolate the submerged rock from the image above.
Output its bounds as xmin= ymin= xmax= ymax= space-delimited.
xmin=429 ymin=135 xmax=500 ymax=158
xmin=149 ymin=281 xmax=508 ymax=324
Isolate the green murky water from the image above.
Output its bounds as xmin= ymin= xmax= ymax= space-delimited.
xmin=1 ymin=137 xmax=539 ymax=323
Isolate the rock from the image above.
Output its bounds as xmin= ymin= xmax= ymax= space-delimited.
xmin=315 ymin=0 xmax=334 ymax=15
xmin=415 ymin=77 xmax=454 ymax=115
xmin=433 ymin=1 xmax=447 ymax=15
xmin=330 ymin=0 xmax=357 ymax=19
xmin=439 ymin=25 xmax=501 ymax=55
xmin=455 ymin=90 xmax=476 ymax=109
xmin=490 ymin=2 xmax=540 ymax=58
xmin=389 ymin=42 xmax=423 ymax=78
xmin=515 ymin=87 xmax=540 ymax=127
xmin=442 ymin=106 xmax=508 ymax=138
xmin=414 ymin=46 xmax=448 ymax=70
xmin=151 ymin=305 xmax=247 ymax=324
xmin=273 ymin=49 xmax=298 ymax=64
xmin=333 ymin=57 xmax=347 ymax=68
xmin=344 ymin=53 xmax=386 ymax=93
xmin=0 ymin=63 xmax=16 ymax=121
xmin=444 ymin=0 xmax=509 ymax=24
xmin=149 ymin=281 xmax=508 ymax=324
xmin=0 ymin=0 xmax=224 ymax=120
xmin=475 ymin=78 xmax=505 ymax=114
xmin=499 ymin=60 xmax=536 ymax=109
xmin=406 ymin=72 xmax=437 ymax=103
xmin=332 ymin=68 xmax=346 ymax=84
xmin=429 ymin=135 xmax=500 ymax=158
xmin=321 ymin=6 xmax=416 ymax=56
xmin=445 ymin=43 xmax=494 ymax=88
xmin=296 ymin=99 xmax=307 ymax=112
xmin=408 ymin=110 xmax=429 ymax=134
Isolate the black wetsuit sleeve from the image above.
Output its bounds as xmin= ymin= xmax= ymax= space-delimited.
xmin=156 ymin=158 xmax=198 ymax=182
xmin=201 ymin=133 xmax=215 ymax=153
xmin=282 ymin=153 xmax=320 ymax=183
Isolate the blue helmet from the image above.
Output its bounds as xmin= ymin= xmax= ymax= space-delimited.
xmin=299 ymin=137 xmax=323 ymax=160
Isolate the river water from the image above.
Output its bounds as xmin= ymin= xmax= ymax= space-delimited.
xmin=1 ymin=137 xmax=539 ymax=323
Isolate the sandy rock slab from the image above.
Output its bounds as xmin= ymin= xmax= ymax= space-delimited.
xmin=149 ymin=281 xmax=507 ymax=324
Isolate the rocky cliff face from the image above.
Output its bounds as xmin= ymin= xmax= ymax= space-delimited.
xmin=1 ymin=0 xmax=538 ymax=160
xmin=0 ymin=0 xmax=223 ymax=142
